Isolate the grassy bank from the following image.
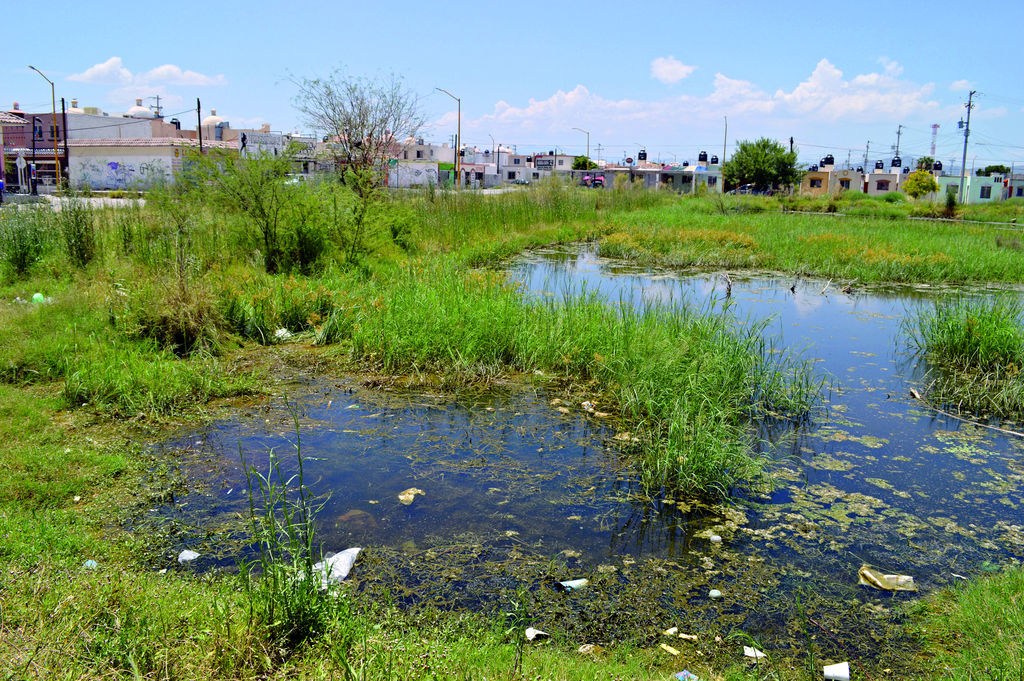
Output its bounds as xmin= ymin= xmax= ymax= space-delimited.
xmin=906 ymin=297 xmax=1024 ymax=421
xmin=599 ymin=196 xmax=1024 ymax=284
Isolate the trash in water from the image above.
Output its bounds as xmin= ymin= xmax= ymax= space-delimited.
xmin=578 ymin=643 xmax=602 ymax=656
xmin=663 ymin=626 xmax=678 ymax=636
xmin=659 ymin=643 xmax=680 ymax=656
xmin=177 ymin=550 xmax=200 ymax=564
xmin=823 ymin=661 xmax=850 ymax=681
xmin=858 ymin=565 xmax=916 ymax=592
xmin=398 ymin=487 xmax=424 ymax=505
xmin=679 ymin=633 xmax=698 ymax=641
xmin=708 ymin=589 xmax=723 ymax=599
xmin=525 ymin=627 xmax=549 ymax=641
xmin=709 ymin=535 xmax=722 ymax=543
xmin=674 ymin=672 xmax=700 ymax=681
xmin=554 ymin=578 xmax=589 ymax=592
xmin=743 ymin=646 xmax=767 ymax=659
xmin=312 ymin=547 xmax=362 ymax=587
xmin=82 ymin=559 xmax=98 ymax=569
xmin=581 ymin=401 xmax=594 ymax=412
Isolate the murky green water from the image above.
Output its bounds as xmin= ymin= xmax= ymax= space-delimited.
xmin=148 ymin=245 xmax=1024 ymax=658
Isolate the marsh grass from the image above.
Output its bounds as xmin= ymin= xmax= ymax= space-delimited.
xmin=600 ymin=197 xmax=1024 ymax=284
xmin=0 ymin=208 xmax=54 ymax=276
xmin=318 ymin=265 xmax=819 ymax=497
xmin=906 ymin=297 xmax=1024 ymax=419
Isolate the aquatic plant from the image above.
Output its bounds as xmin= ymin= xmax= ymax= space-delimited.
xmin=239 ymin=399 xmax=350 ymax=653
xmin=906 ymin=297 xmax=1024 ymax=419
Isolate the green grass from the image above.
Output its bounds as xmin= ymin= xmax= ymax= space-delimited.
xmin=906 ymin=297 xmax=1024 ymax=420
xmin=598 ymin=196 xmax=1024 ymax=284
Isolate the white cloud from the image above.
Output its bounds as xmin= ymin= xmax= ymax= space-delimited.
xmin=775 ymin=58 xmax=938 ymax=120
xmin=68 ymin=57 xmax=226 ymax=92
xmin=650 ymin=56 xmax=697 ymax=84
xmin=68 ymin=57 xmax=132 ymax=85
xmin=138 ymin=64 xmax=226 ymax=86
xmin=950 ymin=79 xmax=972 ymax=91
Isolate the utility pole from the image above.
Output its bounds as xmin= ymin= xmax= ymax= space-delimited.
xmin=196 ymin=98 xmax=203 ymax=153
xmin=148 ymin=95 xmax=163 ymax=117
xmin=595 ymin=143 xmax=603 ymax=164
xmin=958 ymin=90 xmax=977 ymax=204
xmin=61 ymin=98 xmax=68 ymax=176
xmin=864 ymin=141 xmax=870 ymax=171
xmin=894 ymin=124 xmax=904 ymax=157
xmin=930 ymin=123 xmax=939 ymax=157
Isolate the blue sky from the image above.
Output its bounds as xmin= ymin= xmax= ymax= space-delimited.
xmin=6 ymin=0 xmax=1023 ymax=170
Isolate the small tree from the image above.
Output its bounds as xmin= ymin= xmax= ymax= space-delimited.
xmin=293 ymin=70 xmax=423 ymax=179
xmin=722 ymin=138 xmax=801 ymax=192
xmin=915 ymin=156 xmax=935 ymax=171
xmin=572 ymin=156 xmax=597 ymax=170
xmin=902 ymin=169 xmax=940 ymax=199
xmin=190 ymin=149 xmax=296 ymax=273
xmin=977 ymin=164 xmax=1011 ymax=177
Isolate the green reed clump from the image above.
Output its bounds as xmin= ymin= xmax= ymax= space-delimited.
xmin=0 ymin=209 xmax=54 ymax=276
xmin=240 ymin=402 xmax=351 ymax=654
xmin=321 ymin=265 xmax=819 ymax=498
xmin=57 ymin=199 xmax=97 ymax=267
xmin=907 ymin=297 xmax=1024 ymax=419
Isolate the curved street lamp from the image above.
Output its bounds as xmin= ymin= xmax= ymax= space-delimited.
xmin=435 ymin=87 xmax=460 ymax=189
xmin=571 ymin=127 xmax=590 ymax=167
xmin=28 ymin=65 xmax=62 ymax=188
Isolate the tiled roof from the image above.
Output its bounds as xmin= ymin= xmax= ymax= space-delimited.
xmin=66 ymin=137 xmax=236 ymax=149
xmin=0 ymin=111 xmax=27 ymax=126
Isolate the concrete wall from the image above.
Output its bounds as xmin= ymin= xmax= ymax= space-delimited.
xmin=829 ymin=169 xmax=863 ymax=194
xmin=70 ymin=147 xmax=176 ymax=189
xmin=67 ymin=113 xmax=152 ymax=140
xmin=800 ymin=170 xmax=830 ymax=196
xmin=389 ymin=160 xmax=439 ymax=188
xmin=866 ymin=173 xmax=900 ymax=196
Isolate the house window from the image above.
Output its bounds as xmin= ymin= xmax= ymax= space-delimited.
xmin=532 ymin=172 xmax=539 ymax=179
xmin=809 ymin=178 xmax=822 ymax=188
xmin=49 ymin=125 xmax=60 ymax=140
xmin=839 ymin=179 xmax=851 ymax=189
xmin=876 ymin=180 xmax=890 ymax=191
xmin=708 ymin=176 xmax=717 ymax=186
xmin=1016 ymin=187 xmax=1023 ymax=197
xmin=475 ymin=172 xmax=483 ymax=180
xmin=980 ymin=185 xmax=992 ymax=199
xmin=416 ymin=150 xmax=423 ymax=159
xmin=34 ymin=125 xmax=43 ymax=139
xmin=557 ymin=159 xmax=564 ymax=166
xmin=513 ymin=158 xmax=520 ymax=164
xmin=403 ymin=151 xmax=408 ymax=159
xmin=507 ymin=171 xmax=516 ymax=180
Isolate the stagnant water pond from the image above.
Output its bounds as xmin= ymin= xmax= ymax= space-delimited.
xmin=146 ymin=245 xmax=1024 ymax=664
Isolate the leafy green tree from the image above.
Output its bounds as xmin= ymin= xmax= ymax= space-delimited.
xmin=902 ymin=169 xmax=940 ymax=199
xmin=915 ymin=156 xmax=935 ymax=170
xmin=572 ymin=156 xmax=597 ymax=170
xmin=722 ymin=138 xmax=801 ymax=192
xmin=977 ymin=164 xmax=1011 ymax=177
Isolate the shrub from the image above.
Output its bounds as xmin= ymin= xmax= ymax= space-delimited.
xmin=0 ymin=209 xmax=53 ymax=275
xmin=58 ymin=199 xmax=97 ymax=267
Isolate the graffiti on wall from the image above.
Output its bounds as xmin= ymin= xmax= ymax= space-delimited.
xmin=75 ymin=157 xmax=170 ymax=189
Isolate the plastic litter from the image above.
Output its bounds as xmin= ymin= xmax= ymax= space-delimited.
xmin=577 ymin=643 xmax=602 ymax=656
xmin=709 ymin=534 xmax=722 ymax=543
xmin=398 ymin=487 xmax=424 ymax=505
xmin=663 ymin=626 xmax=678 ymax=636
xmin=312 ymin=547 xmax=362 ymax=587
xmin=679 ymin=633 xmax=698 ymax=641
xmin=525 ymin=627 xmax=549 ymax=641
xmin=659 ymin=643 xmax=680 ymax=656
xmin=32 ymin=292 xmax=45 ymax=304
xmin=743 ymin=646 xmax=767 ymax=659
xmin=858 ymin=565 xmax=916 ymax=592
xmin=274 ymin=328 xmax=292 ymax=341
xmin=177 ymin=550 xmax=200 ymax=564
xmin=554 ymin=578 xmax=589 ymax=592
xmin=82 ymin=559 xmax=98 ymax=569
xmin=823 ymin=661 xmax=850 ymax=681
xmin=674 ymin=672 xmax=700 ymax=681
xmin=708 ymin=589 xmax=723 ymax=599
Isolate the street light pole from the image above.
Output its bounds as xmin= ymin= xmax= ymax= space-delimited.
xmin=572 ymin=127 xmax=589 ymax=167
xmin=31 ymin=116 xmax=40 ymax=194
xmin=28 ymin=65 xmax=62 ymax=189
xmin=436 ymin=87 xmax=461 ymax=189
